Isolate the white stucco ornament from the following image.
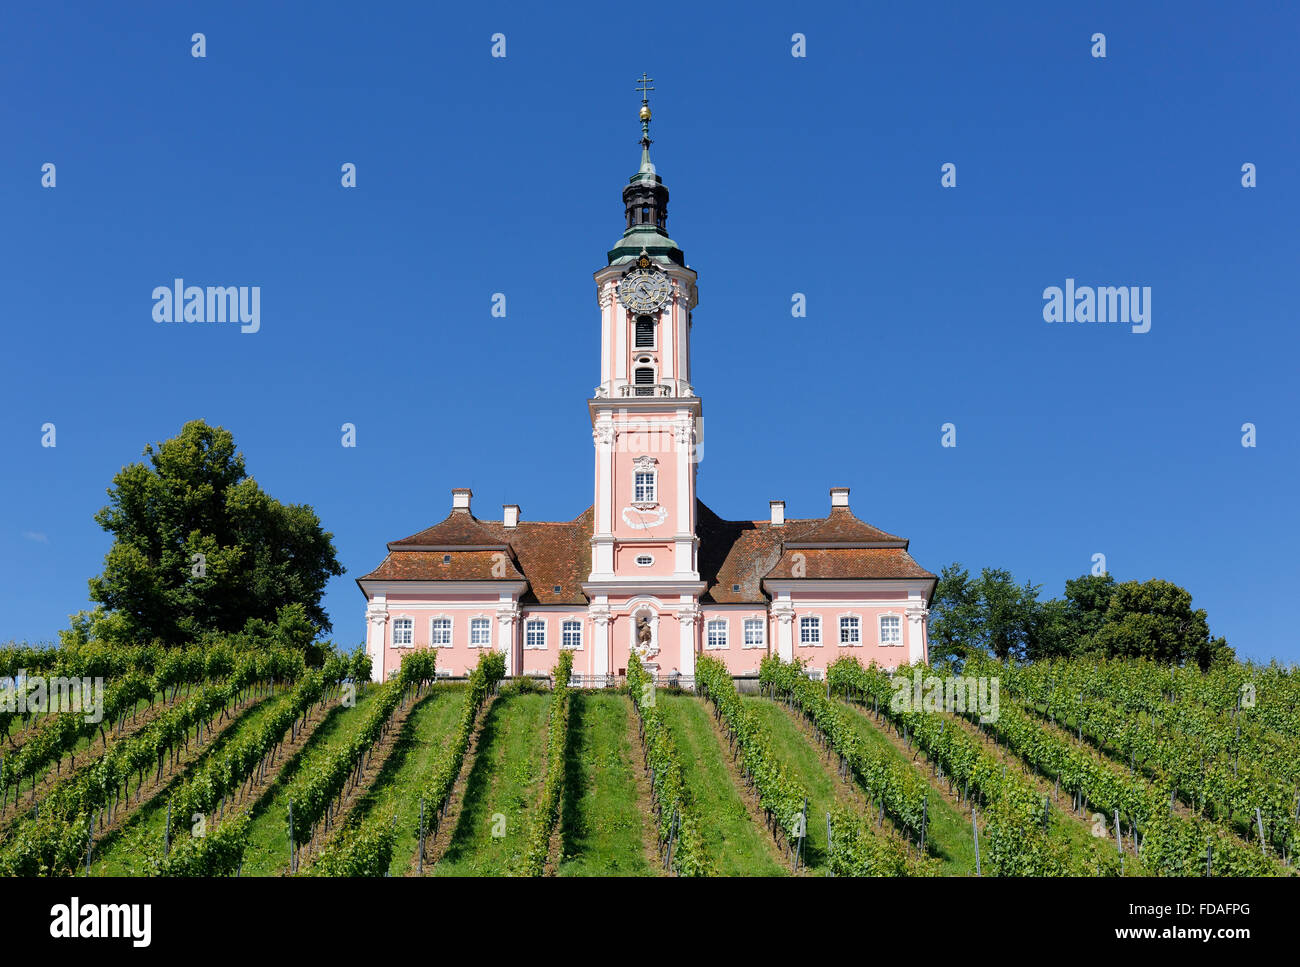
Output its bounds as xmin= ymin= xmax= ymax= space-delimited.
xmin=621 ymin=505 xmax=668 ymax=529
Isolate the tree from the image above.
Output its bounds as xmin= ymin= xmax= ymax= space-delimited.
xmin=83 ymin=420 xmax=344 ymax=646
xmin=929 ymin=565 xmax=1041 ymax=665
xmin=928 ymin=564 xmax=979 ymax=668
xmin=1026 ymin=573 xmax=1117 ymax=659
xmin=1091 ymin=579 xmax=1234 ymax=669
xmin=973 ymin=568 xmax=1041 ymax=662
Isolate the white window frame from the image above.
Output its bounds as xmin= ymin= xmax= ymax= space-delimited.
xmin=469 ymin=615 xmax=492 ymax=648
xmin=561 ymin=620 xmax=583 ymax=650
xmin=430 ymin=615 xmax=452 ymax=647
xmin=879 ymin=613 xmax=903 ymax=646
xmin=635 ymin=553 xmax=655 ymax=567
xmin=392 ymin=617 xmax=414 ymax=648
xmin=798 ymin=615 xmax=822 ymax=647
xmin=524 ymin=618 xmax=547 ymax=650
xmin=705 ymin=618 xmax=729 ymax=650
xmin=742 ymin=618 xmax=765 ymax=649
xmin=633 ymin=470 xmax=657 ymax=505
xmin=839 ymin=614 xmax=861 ymax=646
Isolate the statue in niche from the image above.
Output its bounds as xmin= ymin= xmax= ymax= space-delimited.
xmin=634 ymin=613 xmax=657 ymax=659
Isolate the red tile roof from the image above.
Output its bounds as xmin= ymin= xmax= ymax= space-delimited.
xmin=763 ymin=547 xmax=935 ymax=581
xmin=359 ymin=501 xmax=931 ymax=603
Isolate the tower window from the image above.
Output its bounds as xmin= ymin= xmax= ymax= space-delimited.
xmin=634 ymin=366 xmax=655 ymax=396
xmin=635 ymin=315 xmax=655 ymax=348
xmin=641 ymin=206 xmax=651 ymax=224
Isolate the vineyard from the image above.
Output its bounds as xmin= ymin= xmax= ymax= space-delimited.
xmin=1 ymin=640 xmax=1296 ymax=877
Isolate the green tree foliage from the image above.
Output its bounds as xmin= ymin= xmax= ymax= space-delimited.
xmin=933 ymin=564 xmax=1231 ymax=668
xmin=1091 ymin=579 xmax=1233 ymax=669
xmin=83 ymin=420 xmax=344 ymax=646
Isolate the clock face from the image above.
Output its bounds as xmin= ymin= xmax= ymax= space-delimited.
xmin=618 ymin=266 xmax=672 ymax=314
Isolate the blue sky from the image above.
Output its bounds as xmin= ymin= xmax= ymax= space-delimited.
xmin=1 ymin=1 xmax=1296 ymax=662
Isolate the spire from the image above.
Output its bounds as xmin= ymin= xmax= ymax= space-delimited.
xmin=636 ymin=72 xmax=655 ymax=177
xmin=608 ymin=73 xmax=684 ymax=266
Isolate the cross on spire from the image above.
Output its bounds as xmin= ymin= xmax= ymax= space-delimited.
xmin=636 ymin=72 xmax=655 ymax=104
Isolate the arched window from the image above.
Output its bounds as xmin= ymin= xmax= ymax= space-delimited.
xmin=635 ymin=315 xmax=655 ymax=348
xmin=880 ymin=614 xmax=902 ymax=646
xmin=431 ymin=617 xmax=452 ymax=646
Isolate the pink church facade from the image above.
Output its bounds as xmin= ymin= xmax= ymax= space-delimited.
xmin=357 ymin=99 xmax=935 ymax=684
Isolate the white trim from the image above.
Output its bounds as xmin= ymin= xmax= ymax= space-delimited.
xmin=742 ymin=617 xmax=766 ymax=649
xmin=634 ymin=552 xmax=655 ymax=567
xmin=561 ymin=619 xmax=583 ymax=651
xmin=879 ymin=612 xmax=904 ymax=647
xmin=838 ymin=613 xmax=862 ymax=646
xmin=391 ymin=616 xmax=415 ymax=648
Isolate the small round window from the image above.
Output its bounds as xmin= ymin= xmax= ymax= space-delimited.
xmin=635 ymin=554 xmax=654 ymax=567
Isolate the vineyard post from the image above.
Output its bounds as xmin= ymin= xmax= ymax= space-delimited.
xmin=1205 ymin=843 xmax=1212 ymax=876
xmin=826 ymin=812 xmax=833 ymax=871
xmin=921 ymin=797 xmax=928 ymax=851
xmin=1042 ymin=795 xmax=1049 ymax=833
xmin=972 ymin=806 xmax=980 ymax=875
xmin=1255 ymin=809 xmax=1267 ymax=854
xmin=85 ymin=814 xmax=95 ymax=875
xmin=288 ymin=800 xmax=296 ymax=873
xmin=418 ymin=797 xmax=425 ymax=874
xmin=164 ymin=804 xmax=171 ymax=857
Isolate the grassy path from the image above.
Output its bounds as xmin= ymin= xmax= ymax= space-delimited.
xmin=745 ymin=696 xmax=863 ymax=875
xmin=556 ymin=693 xmax=652 ymax=877
xmin=433 ymin=692 xmax=549 ymax=876
xmin=238 ymin=687 xmax=383 ymax=876
xmin=657 ymin=695 xmax=786 ymax=877
xmin=339 ymin=684 xmax=466 ymax=876
xmin=91 ymin=693 xmax=284 ymax=875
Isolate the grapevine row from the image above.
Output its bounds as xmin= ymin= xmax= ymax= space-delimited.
xmin=518 ymin=650 xmax=574 ymax=876
xmin=695 ymin=656 xmax=806 ymax=859
xmin=626 ymin=652 xmax=710 ymax=876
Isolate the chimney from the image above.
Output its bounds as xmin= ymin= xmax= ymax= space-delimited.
xmin=503 ymin=504 xmax=520 ymax=529
xmin=829 ymin=487 xmax=850 ymax=509
xmin=452 ymin=488 xmax=473 ymax=513
xmin=769 ymin=500 xmax=785 ymax=527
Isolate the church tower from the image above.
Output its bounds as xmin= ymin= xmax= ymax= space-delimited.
xmin=585 ymin=76 xmax=704 ymax=678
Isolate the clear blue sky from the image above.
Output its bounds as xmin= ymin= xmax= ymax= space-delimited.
xmin=2 ymin=1 xmax=1296 ymax=662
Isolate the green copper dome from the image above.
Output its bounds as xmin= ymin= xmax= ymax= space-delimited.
xmin=608 ymin=78 xmax=684 ymax=266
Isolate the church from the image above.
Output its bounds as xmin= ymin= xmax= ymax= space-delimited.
xmin=357 ymin=84 xmax=936 ymax=684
